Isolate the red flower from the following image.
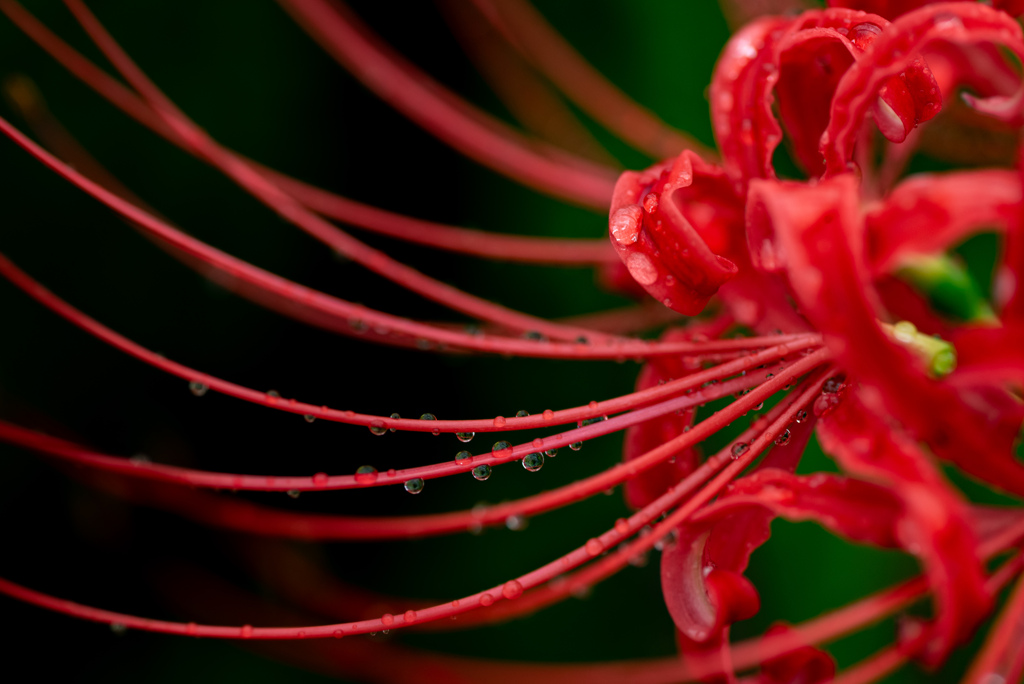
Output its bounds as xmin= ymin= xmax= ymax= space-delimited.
xmin=1 ymin=1 xmax=1024 ymax=682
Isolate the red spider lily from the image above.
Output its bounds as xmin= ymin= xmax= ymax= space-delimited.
xmin=1 ymin=1 xmax=1024 ymax=682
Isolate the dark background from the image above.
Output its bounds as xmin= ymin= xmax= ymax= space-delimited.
xmin=0 ymin=1 xmax=1006 ymax=681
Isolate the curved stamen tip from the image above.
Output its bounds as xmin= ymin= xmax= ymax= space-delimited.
xmin=882 ymin=320 xmax=957 ymax=378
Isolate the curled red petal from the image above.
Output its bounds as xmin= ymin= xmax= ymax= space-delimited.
xmin=765 ymin=173 xmax=1024 ymax=496
xmin=816 ymin=392 xmax=991 ymax=663
xmin=823 ymin=3 xmax=1024 ymax=175
xmin=827 ymin=0 xmax=971 ymax=19
xmin=866 ymin=169 xmax=1020 ymax=273
xmin=609 ymin=152 xmax=740 ymax=314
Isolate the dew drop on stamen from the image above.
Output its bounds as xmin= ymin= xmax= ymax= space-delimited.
xmin=186 ymin=622 xmax=198 ymax=636
xmin=766 ymin=372 xmax=774 ymax=380
xmin=110 ymin=622 xmax=127 ymax=635
xmin=404 ymin=478 xmax=425 ymax=494
xmin=522 ymin=453 xmax=544 ymax=472
xmin=774 ymin=429 xmax=792 ymax=446
xmin=267 ymin=390 xmax=281 ymax=401
xmin=542 ymin=409 xmax=555 ymax=420
xmin=506 ymin=514 xmax=527 ymax=531
xmin=381 ymin=613 xmax=394 ymax=626
xmin=188 ymin=381 xmax=208 ymax=396
xmin=544 ymin=448 xmax=558 ymax=458
xmin=312 ymin=472 xmax=328 ymax=486
xmin=287 ymin=489 xmax=301 ymax=499
xmin=753 ymin=402 xmax=764 ymax=410
xmin=472 ymin=464 xmax=492 ymax=481
xmin=585 ymin=538 xmax=604 ymax=556
xmin=480 ymin=593 xmax=495 ymax=607
xmin=492 ymin=440 xmax=512 ymax=456
xmin=303 ymin=414 xmax=316 ymax=423
xmin=368 ymin=420 xmax=387 ymax=436
xmin=569 ymin=441 xmax=583 ymax=451
xmin=389 ymin=413 xmax=401 ymax=431
xmin=404 ymin=610 xmax=416 ymax=623
xmin=455 ymin=450 xmax=473 ymax=466
xmin=614 ymin=518 xmax=630 ymax=535
xmin=516 ymin=410 xmax=530 ymax=418
xmin=795 ymin=410 xmax=809 ymax=423
xmin=456 ymin=431 xmax=475 ymax=443
xmin=354 ymin=465 xmax=378 ymax=485
xmin=333 ymin=629 xmax=344 ymax=639
xmin=240 ymin=624 xmax=253 ymax=638
xmin=502 ymin=580 xmax=524 ymax=600
xmin=731 ymin=442 xmax=749 ymax=459
xmin=493 ymin=415 xmax=507 ymax=428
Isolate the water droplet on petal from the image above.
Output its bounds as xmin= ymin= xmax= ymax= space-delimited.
xmin=522 ymin=453 xmax=544 ymax=472
xmin=774 ymin=429 xmax=791 ymax=446
xmin=189 ymin=381 xmax=208 ymax=396
xmin=795 ymin=410 xmax=808 ymax=423
xmin=731 ymin=442 xmax=749 ymax=459
xmin=404 ymin=478 xmax=425 ymax=494
xmin=502 ymin=580 xmax=523 ymax=600
xmin=354 ymin=465 xmax=378 ymax=485
xmin=752 ymin=402 xmax=764 ymax=410
xmin=472 ymin=464 xmax=492 ymax=481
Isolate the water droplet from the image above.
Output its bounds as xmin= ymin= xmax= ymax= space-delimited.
xmin=368 ymin=420 xmax=387 ymax=436
xmin=795 ymin=410 xmax=808 ymax=423
xmin=542 ymin=409 xmax=554 ymax=420
xmin=506 ymin=514 xmax=527 ymax=531
xmin=186 ymin=622 xmax=198 ymax=636
xmin=189 ymin=381 xmax=208 ymax=396
xmin=515 ymin=410 xmax=530 ymax=418
xmin=333 ymin=629 xmax=344 ymax=639
xmin=765 ymin=372 xmax=774 ymax=380
xmin=110 ymin=622 xmax=127 ymax=635
xmin=774 ymin=429 xmax=791 ymax=446
xmin=822 ymin=376 xmax=844 ymax=394
xmin=240 ymin=624 xmax=253 ymax=638
xmin=455 ymin=450 xmax=473 ymax=466
xmin=389 ymin=413 xmax=401 ymax=431
xmin=313 ymin=472 xmax=328 ymax=486
xmin=354 ymin=465 xmax=378 ymax=485
xmin=492 ymin=440 xmax=512 ymax=456
xmin=544 ymin=448 xmax=558 ymax=458
xmin=381 ymin=613 xmax=394 ymax=626
xmin=752 ymin=402 xmax=764 ymax=410
xmin=404 ymin=610 xmax=416 ymax=623
xmin=493 ymin=415 xmax=506 ymax=428
xmin=456 ymin=431 xmax=475 ymax=443
xmin=404 ymin=478 xmax=425 ymax=494
xmin=522 ymin=453 xmax=544 ymax=472
xmin=129 ymin=453 xmax=150 ymax=465
xmin=731 ymin=442 xmax=749 ymax=459
xmin=420 ymin=413 xmax=437 ymax=422
xmin=287 ymin=489 xmax=301 ymax=499
xmin=480 ymin=593 xmax=495 ymax=607
xmin=502 ymin=580 xmax=524 ymax=600
xmin=614 ymin=518 xmax=630 ymax=535
xmin=642 ymin=192 xmax=659 ymax=214
xmin=569 ymin=441 xmax=583 ymax=451
xmin=267 ymin=390 xmax=281 ymax=401
xmin=585 ymin=538 xmax=604 ymax=556
xmin=472 ymin=464 xmax=492 ymax=481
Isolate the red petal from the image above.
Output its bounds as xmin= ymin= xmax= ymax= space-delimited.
xmin=609 ymin=152 xmax=740 ymax=315
xmin=758 ymin=623 xmax=837 ymax=684
xmin=823 ymin=3 xmax=1024 ymax=175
